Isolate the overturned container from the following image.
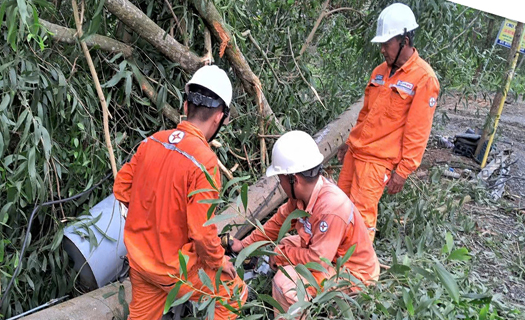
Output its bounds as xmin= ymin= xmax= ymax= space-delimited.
xmin=63 ymin=194 xmax=127 ymax=290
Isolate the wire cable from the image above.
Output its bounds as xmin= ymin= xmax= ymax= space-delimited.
xmin=0 ymin=172 xmax=113 ymax=308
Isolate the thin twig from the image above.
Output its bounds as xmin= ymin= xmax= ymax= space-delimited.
xmin=242 ymin=30 xmax=284 ymax=85
xmin=325 ymin=7 xmax=364 ymax=16
xmin=428 ymin=13 xmax=480 ymax=59
xmin=163 ymin=0 xmax=185 ymax=37
xmin=288 ymin=27 xmax=327 ymax=110
xmin=72 ymin=0 xmax=118 ymax=179
xmin=258 ymin=134 xmax=281 ymax=138
xmin=299 ymin=0 xmax=330 ymax=58
xmin=51 ymin=158 xmax=66 ymax=220
xmin=229 ymin=148 xmax=248 ymax=161
xmin=244 ymin=145 xmax=254 ymax=173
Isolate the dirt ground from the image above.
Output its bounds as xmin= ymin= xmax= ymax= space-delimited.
xmin=422 ymin=94 xmax=525 ymax=311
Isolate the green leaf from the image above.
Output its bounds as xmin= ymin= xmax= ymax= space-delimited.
xmin=203 ymin=213 xmax=237 ymax=227
xmin=198 ymin=268 xmax=214 ymax=292
xmin=448 ymin=248 xmax=471 ymax=261
xmin=50 ymin=228 xmax=64 ymax=251
xmin=172 ymin=291 xmax=192 ymax=306
xmin=304 ymin=261 xmax=328 ymax=274
xmin=178 ymin=251 xmax=189 ymax=280
xmin=222 ymin=176 xmax=250 ymax=191
xmin=206 ymin=297 xmax=216 ymax=320
xmin=0 ymin=240 xmax=4 ymax=263
xmin=241 ymin=183 xmax=248 ymax=212
xmin=16 ymin=0 xmax=29 ymax=25
xmin=188 ymin=188 xmax=217 ymax=197
xmin=433 ymin=262 xmax=460 ymax=303
xmin=294 ymin=264 xmax=319 ymax=290
xmin=235 ymin=241 xmax=270 ymax=268
xmin=340 ymin=244 xmax=356 ymax=265
xmin=387 ymin=264 xmax=411 ymax=275
xmin=277 ymin=209 xmax=309 ymax=243
xmin=442 ymin=231 xmax=454 ymax=254
xmin=199 ymin=164 xmax=218 ymax=190
xmin=206 ymin=203 xmax=218 ymax=220
xmin=258 ymin=294 xmax=284 ymax=314
xmin=214 ymin=265 xmax=223 ymax=292
xmin=0 ymin=94 xmax=10 ymax=112
xmin=27 ymin=147 xmax=36 ymax=184
xmin=164 ymin=282 xmax=182 ymax=313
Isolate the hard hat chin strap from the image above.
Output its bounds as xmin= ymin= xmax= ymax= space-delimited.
xmin=208 ymin=107 xmax=229 ymax=143
xmin=391 ymin=28 xmax=407 ymax=69
xmin=288 ymin=175 xmax=297 ymax=200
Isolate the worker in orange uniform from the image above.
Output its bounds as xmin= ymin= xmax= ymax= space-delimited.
xmin=338 ymin=3 xmax=440 ymax=242
xmin=230 ymin=131 xmax=379 ymax=315
xmin=114 ymin=65 xmax=246 ymax=320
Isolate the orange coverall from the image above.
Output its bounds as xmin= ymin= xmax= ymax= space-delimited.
xmin=114 ymin=121 xmax=245 ymax=320
xmin=338 ymin=49 xmax=440 ymax=241
xmin=241 ymin=177 xmax=379 ymax=313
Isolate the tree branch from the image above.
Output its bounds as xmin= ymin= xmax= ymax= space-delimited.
xmin=105 ymin=0 xmax=202 ymax=73
xmin=188 ymin=0 xmax=284 ymax=134
xmin=299 ymin=0 xmax=330 ymax=58
xmin=40 ymin=19 xmax=133 ymax=57
xmin=71 ymin=0 xmax=118 ymax=178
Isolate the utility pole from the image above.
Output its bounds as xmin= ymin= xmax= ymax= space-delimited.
xmin=475 ymin=21 xmax=524 ymax=166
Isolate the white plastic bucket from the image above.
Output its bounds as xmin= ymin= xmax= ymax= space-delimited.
xmin=63 ymin=194 xmax=127 ymax=290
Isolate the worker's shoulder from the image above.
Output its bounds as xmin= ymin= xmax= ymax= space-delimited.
xmin=371 ymin=62 xmax=389 ymax=75
xmin=150 ymin=129 xmax=218 ymax=169
xmin=413 ymin=55 xmax=438 ymax=80
xmin=314 ymin=179 xmax=354 ymax=222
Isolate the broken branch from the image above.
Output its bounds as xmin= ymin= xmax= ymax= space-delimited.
xmin=105 ymin=0 xmax=202 ymax=73
xmin=40 ymin=19 xmax=133 ymax=57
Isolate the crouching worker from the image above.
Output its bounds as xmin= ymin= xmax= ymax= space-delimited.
xmin=114 ymin=65 xmax=246 ymax=320
xmin=230 ymin=131 xmax=379 ymax=315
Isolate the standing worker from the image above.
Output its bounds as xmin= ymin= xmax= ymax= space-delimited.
xmin=114 ymin=65 xmax=246 ymax=320
xmin=338 ymin=3 xmax=440 ymax=241
xmin=231 ymin=131 xmax=379 ymax=315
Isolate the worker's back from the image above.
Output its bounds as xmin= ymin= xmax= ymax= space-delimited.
xmin=116 ymin=121 xmax=222 ymax=277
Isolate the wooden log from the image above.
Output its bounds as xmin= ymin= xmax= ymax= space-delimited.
xmin=22 ymin=280 xmax=132 ymax=320
xmin=217 ymin=97 xmax=363 ymax=238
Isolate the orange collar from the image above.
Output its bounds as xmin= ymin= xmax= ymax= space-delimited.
xmin=305 ymin=176 xmax=325 ymax=213
xmin=398 ymin=48 xmax=419 ymax=73
xmin=177 ymin=121 xmax=209 ymax=147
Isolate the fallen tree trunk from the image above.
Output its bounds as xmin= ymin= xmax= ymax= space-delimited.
xmin=22 ymin=280 xmax=132 ymax=320
xmin=105 ymin=0 xmax=202 ymax=73
xmin=217 ymin=97 xmax=364 ymax=238
xmin=189 ymin=0 xmax=284 ymax=133
xmin=40 ymin=19 xmax=133 ymax=57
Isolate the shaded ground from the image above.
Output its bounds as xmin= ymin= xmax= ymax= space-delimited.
xmin=421 ymin=94 xmax=525 ymax=310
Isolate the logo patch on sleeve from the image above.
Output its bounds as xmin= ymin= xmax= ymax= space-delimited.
xmin=168 ymin=130 xmax=185 ymax=144
xmin=429 ymin=97 xmax=437 ymax=108
xmin=319 ymin=221 xmax=328 ymax=233
xmin=396 ymin=80 xmax=414 ymax=90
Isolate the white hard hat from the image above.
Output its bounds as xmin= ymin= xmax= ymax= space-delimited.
xmin=185 ymin=65 xmax=232 ymax=107
xmin=371 ymin=3 xmax=419 ymax=43
xmin=266 ymin=131 xmax=324 ymax=177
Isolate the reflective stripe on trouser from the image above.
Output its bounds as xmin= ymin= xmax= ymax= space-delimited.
xmin=128 ymin=265 xmax=247 ymax=320
xmin=337 ymin=151 xmax=389 ymax=242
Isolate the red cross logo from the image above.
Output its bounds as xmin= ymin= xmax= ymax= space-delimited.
xmin=168 ymin=130 xmax=185 ymax=144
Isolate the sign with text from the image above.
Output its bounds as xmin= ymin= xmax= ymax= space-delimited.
xmin=496 ymin=19 xmax=525 ymax=53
